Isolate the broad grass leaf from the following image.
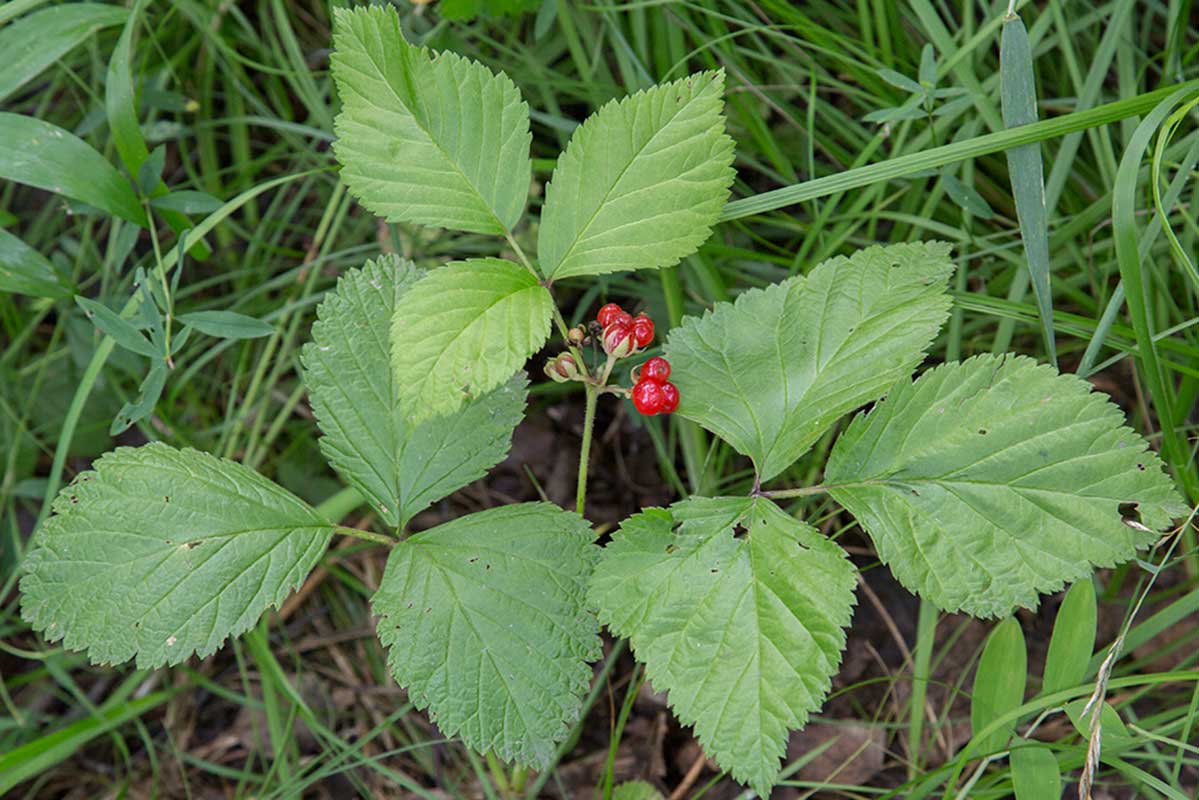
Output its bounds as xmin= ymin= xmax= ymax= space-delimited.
xmin=1011 ymin=744 xmax=1061 ymax=800
xmin=0 ymin=228 xmax=74 ymax=299
xmin=0 ymin=3 xmax=128 ymax=104
xmin=590 ymin=496 xmax=856 ymax=796
xmin=664 ymin=242 xmax=954 ymax=481
xmin=0 ymin=113 xmax=146 ymax=226
xmin=373 ymin=503 xmax=600 ymax=768
xmin=970 ymin=617 xmax=1027 ymax=754
xmin=20 ymin=443 xmax=334 ymax=668
xmin=1042 ymin=579 xmax=1096 ymax=695
xmin=330 ymin=6 xmax=531 ymax=235
xmin=827 ymin=354 xmax=1185 ymax=617
xmin=302 ymin=256 xmax=527 ymax=528
xmin=538 ymin=71 xmax=735 ymax=280
xmin=390 ymin=257 xmax=551 ymax=421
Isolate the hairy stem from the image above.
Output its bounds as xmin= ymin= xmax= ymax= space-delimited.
xmin=577 ymin=384 xmax=598 ymax=516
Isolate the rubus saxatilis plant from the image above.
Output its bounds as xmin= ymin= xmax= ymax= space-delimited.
xmin=19 ymin=6 xmax=1185 ymax=795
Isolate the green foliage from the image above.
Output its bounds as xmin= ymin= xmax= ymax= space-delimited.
xmin=665 ymin=242 xmax=954 ymax=481
xmin=330 ymin=6 xmax=531 ymax=235
xmin=373 ymin=503 xmax=601 ymax=768
xmin=302 ymin=255 xmax=527 ymax=527
xmin=0 ymin=227 xmax=73 ymax=299
xmin=538 ymin=71 xmax=735 ymax=280
xmin=970 ymin=617 xmax=1027 ymax=754
xmin=0 ymin=3 xmax=128 ymax=104
xmin=1042 ymin=580 xmax=1097 ymax=695
xmin=590 ymin=496 xmax=856 ymax=794
xmin=827 ymin=354 xmax=1184 ymax=617
xmin=0 ymin=112 xmax=146 ymax=226
xmin=20 ymin=443 xmax=334 ymax=668
xmin=1011 ymin=744 xmax=1061 ymax=800
xmin=390 ymin=257 xmax=551 ymax=421
xmin=175 ymin=310 xmax=273 ymax=339
xmin=611 ymin=780 xmax=665 ymax=800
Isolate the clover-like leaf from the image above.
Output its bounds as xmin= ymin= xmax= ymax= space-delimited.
xmin=330 ymin=5 xmax=531 ymax=234
xmin=302 ymin=255 xmax=527 ymax=528
xmin=538 ymin=71 xmax=735 ymax=280
xmin=590 ymin=496 xmax=856 ymax=795
xmin=665 ymin=242 xmax=954 ymax=481
xmin=374 ymin=503 xmax=601 ymax=768
xmin=20 ymin=443 xmax=334 ymax=667
xmin=826 ymin=354 xmax=1186 ymax=617
xmin=391 ymin=257 xmax=551 ymax=421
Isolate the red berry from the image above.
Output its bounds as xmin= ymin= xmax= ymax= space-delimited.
xmin=641 ymin=356 xmax=671 ymax=384
xmin=659 ymin=382 xmax=679 ymax=413
xmin=631 ymin=314 xmax=654 ymax=348
xmin=632 ymin=379 xmax=665 ymax=415
xmin=611 ymin=310 xmax=633 ymax=329
xmin=603 ymin=323 xmax=635 ymax=357
xmin=597 ymin=303 xmax=624 ymax=327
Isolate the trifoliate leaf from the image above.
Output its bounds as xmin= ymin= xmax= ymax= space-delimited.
xmin=374 ymin=503 xmax=601 ymax=768
xmin=590 ymin=496 xmax=857 ymax=795
xmin=538 ymin=71 xmax=735 ymax=280
xmin=330 ymin=6 xmax=531 ymax=235
xmin=20 ymin=443 xmax=334 ymax=667
xmin=826 ymin=354 xmax=1186 ymax=618
xmin=302 ymin=255 xmax=527 ymax=528
xmin=390 ymin=257 xmax=551 ymax=421
xmin=665 ymin=242 xmax=954 ymax=481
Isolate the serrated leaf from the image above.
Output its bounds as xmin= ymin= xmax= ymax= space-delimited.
xmin=1042 ymin=579 xmax=1096 ymax=695
xmin=391 ymin=257 xmax=551 ymax=421
xmin=330 ymin=5 xmax=531 ymax=235
xmin=590 ymin=496 xmax=856 ymax=795
xmin=176 ymin=310 xmax=273 ymax=339
xmin=970 ymin=617 xmax=1027 ymax=754
xmin=20 ymin=443 xmax=334 ymax=667
xmin=373 ymin=503 xmax=600 ymax=768
xmin=538 ymin=71 xmax=735 ymax=280
xmin=826 ymin=354 xmax=1185 ymax=618
xmin=0 ymin=227 xmax=74 ymax=299
xmin=302 ymin=255 xmax=528 ymax=528
xmin=665 ymin=242 xmax=954 ymax=482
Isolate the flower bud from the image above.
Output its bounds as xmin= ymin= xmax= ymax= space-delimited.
xmin=602 ymin=324 xmax=636 ymax=358
xmin=566 ymin=325 xmax=587 ymax=346
xmin=543 ymin=353 xmax=581 ymax=383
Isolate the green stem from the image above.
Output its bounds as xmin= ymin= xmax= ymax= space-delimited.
xmin=333 ymin=525 xmax=394 ymax=547
xmin=577 ymin=385 xmax=598 ymax=516
xmin=908 ymin=598 xmax=938 ymax=779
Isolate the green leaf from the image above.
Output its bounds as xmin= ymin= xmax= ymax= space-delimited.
xmin=0 ymin=3 xmax=128 ymax=104
xmin=149 ymin=190 xmax=224 ymax=215
xmin=876 ymin=68 xmax=922 ymax=94
xmin=1011 ymin=744 xmax=1061 ymax=800
xmin=391 ymin=257 xmax=551 ymax=421
xmin=110 ymin=360 xmax=167 ymax=435
xmin=20 ymin=443 xmax=334 ymax=667
xmin=76 ymin=296 xmax=158 ymax=358
xmin=373 ymin=503 xmax=600 ymax=768
xmin=1042 ymin=579 xmax=1097 ymax=695
xmin=970 ymin=617 xmax=1027 ymax=754
xmin=0 ymin=113 xmax=146 ymax=227
xmin=611 ymin=781 xmax=665 ymax=800
xmin=137 ymin=144 xmax=166 ymax=196
xmin=665 ymin=242 xmax=954 ymax=481
xmin=302 ymin=255 xmax=528 ymax=528
xmin=537 ymin=71 xmax=735 ymax=280
xmin=330 ymin=5 xmax=531 ymax=235
xmin=589 ymin=496 xmax=856 ymax=796
xmin=176 ymin=310 xmax=274 ymax=339
xmin=826 ymin=354 xmax=1185 ymax=618
xmin=0 ymin=227 xmax=74 ymax=299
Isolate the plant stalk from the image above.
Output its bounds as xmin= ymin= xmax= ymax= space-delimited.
xmin=576 ymin=384 xmax=598 ymax=516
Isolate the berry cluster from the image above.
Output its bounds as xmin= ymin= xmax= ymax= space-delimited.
xmin=632 ymin=356 xmax=678 ymax=415
xmin=597 ymin=302 xmax=654 ymax=358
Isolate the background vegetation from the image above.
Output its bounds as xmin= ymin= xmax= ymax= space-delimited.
xmin=1 ymin=0 xmax=1197 ymax=797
